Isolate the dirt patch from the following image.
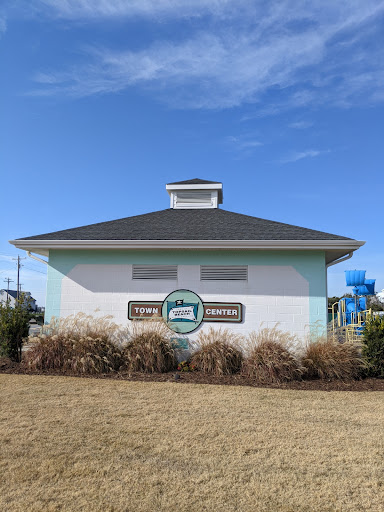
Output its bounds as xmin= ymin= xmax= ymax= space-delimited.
xmin=1 ymin=357 xmax=383 ymax=391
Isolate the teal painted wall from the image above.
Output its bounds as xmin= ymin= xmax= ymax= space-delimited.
xmin=46 ymin=249 xmax=327 ymax=333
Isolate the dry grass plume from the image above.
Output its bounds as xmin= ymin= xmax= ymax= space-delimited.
xmin=190 ymin=327 xmax=243 ymax=375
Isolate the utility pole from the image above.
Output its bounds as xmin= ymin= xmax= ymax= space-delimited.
xmin=3 ymin=277 xmax=14 ymax=303
xmin=12 ymin=255 xmax=26 ymax=301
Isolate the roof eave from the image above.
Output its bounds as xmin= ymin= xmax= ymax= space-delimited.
xmin=9 ymin=238 xmax=365 ymax=258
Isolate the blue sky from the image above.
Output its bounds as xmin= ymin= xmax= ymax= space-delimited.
xmin=1 ymin=0 xmax=384 ymax=306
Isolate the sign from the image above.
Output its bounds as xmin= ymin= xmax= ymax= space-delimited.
xmin=128 ymin=302 xmax=162 ymax=319
xmin=203 ymin=303 xmax=242 ymax=322
xmin=162 ymin=290 xmax=204 ymax=334
xmin=128 ymin=291 xmax=243 ymax=332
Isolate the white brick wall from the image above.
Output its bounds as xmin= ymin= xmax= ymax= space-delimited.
xmin=60 ymin=263 xmax=310 ymax=340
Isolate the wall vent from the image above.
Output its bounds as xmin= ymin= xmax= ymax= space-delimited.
xmin=200 ymin=265 xmax=248 ymax=281
xmin=132 ymin=265 xmax=178 ymax=280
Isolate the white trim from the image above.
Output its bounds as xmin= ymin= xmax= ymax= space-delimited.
xmin=166 ymin=183 xmax=222 ymax=192
xmin=10 ymin=239 xmax=365 ymax=251
xmin=26 ymin=251 xmax=48 ymax=265
xmin=326 ymin=251 xmax=354 ymax=268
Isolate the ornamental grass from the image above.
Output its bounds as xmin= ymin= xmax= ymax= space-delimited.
xmin=242 ymin=326 xmax=303 ymax=384
xmin=301 ymin=337 xmax=363 ymax=380
xmin=121 ymin=319 xmax=177 ymax=373
xmin=190 ymin=327 xmax=243 ymax=375
xmin=25 ymin=313 xmax=123 ymax=374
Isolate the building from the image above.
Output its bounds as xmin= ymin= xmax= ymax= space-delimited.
xmin=0 ymin=289 xmax=37 ymax=311
xmin=10 ymin=179 xmax=364 ymax=342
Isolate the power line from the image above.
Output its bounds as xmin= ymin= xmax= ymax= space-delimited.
xmin=24 ymin=266 xmax=47 ymax=275
xmin=0 ymin=267 xmax=14 ymax=274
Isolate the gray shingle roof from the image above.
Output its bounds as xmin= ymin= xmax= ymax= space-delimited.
xmin=1 ymin=290 xmax=34 ymax=300
xmin=18 ymin=208 xmax=353 ymax=241
xmin=167 ymin=178 xmax=221 ymax=185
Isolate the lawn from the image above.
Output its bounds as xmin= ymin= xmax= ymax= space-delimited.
xmin=0 ymin=374 xmax=383 ymax=512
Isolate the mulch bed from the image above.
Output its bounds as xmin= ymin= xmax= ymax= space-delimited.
xmin=1 ymin=357 xmax=383 ymax=391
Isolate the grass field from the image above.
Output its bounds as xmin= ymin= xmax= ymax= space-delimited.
xmin=1 ymin=374 xmax=384 ymax=512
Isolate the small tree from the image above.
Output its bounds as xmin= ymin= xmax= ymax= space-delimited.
xmin=0 ymin=294 xmax=30 ymax=362
xmin=362 ymin=316 xmax=384 ymax=378
xmin=367 ymin=296 xmax=384 ymax=312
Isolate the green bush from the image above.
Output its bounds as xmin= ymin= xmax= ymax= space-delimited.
xmin=0 ymin=295 xmax=30 ymax=362
xmin=302 ymin=338 xmax=363 ymax=380
xmin=190 ymin=327 xmax=243 ymax=375
xmin=362 ymin=316 xmax=384 ymax=378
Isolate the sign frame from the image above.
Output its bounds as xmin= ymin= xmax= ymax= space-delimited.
xmin=128 ymin=299 xmax=243 ymax=323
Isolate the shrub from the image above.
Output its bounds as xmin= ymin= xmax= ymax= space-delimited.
xmin=0 ymin=295 xmax=30 ymax=362
xmin=242 ymin=326 xmax=303 ymax=383
xmin=361 ymin=316 xmax=384 ymax=378
xmin=121 ymin=319 xmax=177 ymax=373
xmin=190 ymin=327 xmax=243 ymax=375
xmin=302 ymin=338 xmax=363 ymax=380
xmin=25 ymin=313 xmax=123 ymax=374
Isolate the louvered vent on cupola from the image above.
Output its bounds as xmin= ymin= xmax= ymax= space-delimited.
xmin=166 ymin=178 xmax=223 ymax=209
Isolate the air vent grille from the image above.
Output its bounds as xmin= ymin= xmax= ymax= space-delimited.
xmin=132 ymin=265 xmax=178 ymax=280
xmin=176 ymin=191 xmax=212 ymax=204
xmin=200 ymin=265 xmax=248 ymax=281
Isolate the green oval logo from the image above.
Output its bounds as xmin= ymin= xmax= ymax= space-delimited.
xmin=162 ymin=289 xmax=204 ymax=334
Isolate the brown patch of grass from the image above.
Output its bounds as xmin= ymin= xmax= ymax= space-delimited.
xmin=242 ymin=327 xmax=303 ymax=383
xmin=302 ymin=338 xmax=364 ymax=380
xmin=1 ymin=374 xmax=384 ymax=512
xmin=190 ymin=327 xmax=243 ymax=375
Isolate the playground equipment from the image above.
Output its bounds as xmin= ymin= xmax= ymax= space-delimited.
xmin=331 ymin=270 xmax=375 ymax=343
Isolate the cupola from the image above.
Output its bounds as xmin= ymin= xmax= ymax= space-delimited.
xmin=166 ymin=178 xmax=223 ymax=209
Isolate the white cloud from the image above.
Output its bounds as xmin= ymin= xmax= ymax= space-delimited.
xmin=280 ymin=149 xmax=330 ymax=164
xmin=226 ymin=135 xmax=263 ymax=154
xmin=288 ymin=121 xmax=313 ymax=129
xmin=29 ymin=1 xmax=384 ymax=111
xmin=0 ymin=15 xmax=6 ymax=35
xmin=33 ymin=0 xmax=239 ymax=20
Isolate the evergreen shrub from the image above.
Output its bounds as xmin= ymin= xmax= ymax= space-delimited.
xmin=361 ymin=316 xmax=384 ymax=378
xmin=0 ymin=295 xmax=30 ymax=362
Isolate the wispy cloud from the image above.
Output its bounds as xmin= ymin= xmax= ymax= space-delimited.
xmin=288 ymin=120 xmax=313 ymax=130
xmin=226 ymin=134 xmax=263 ymax=153
xmin=0 ymin=15 xmax=7 ymax=36
xmin=33 ymin=0 xmax=238 ymax=20
xmin=279 ymin=149 xmax=331 ymax=164
xmin=27 ymin=1 xmax=384 ymax=111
